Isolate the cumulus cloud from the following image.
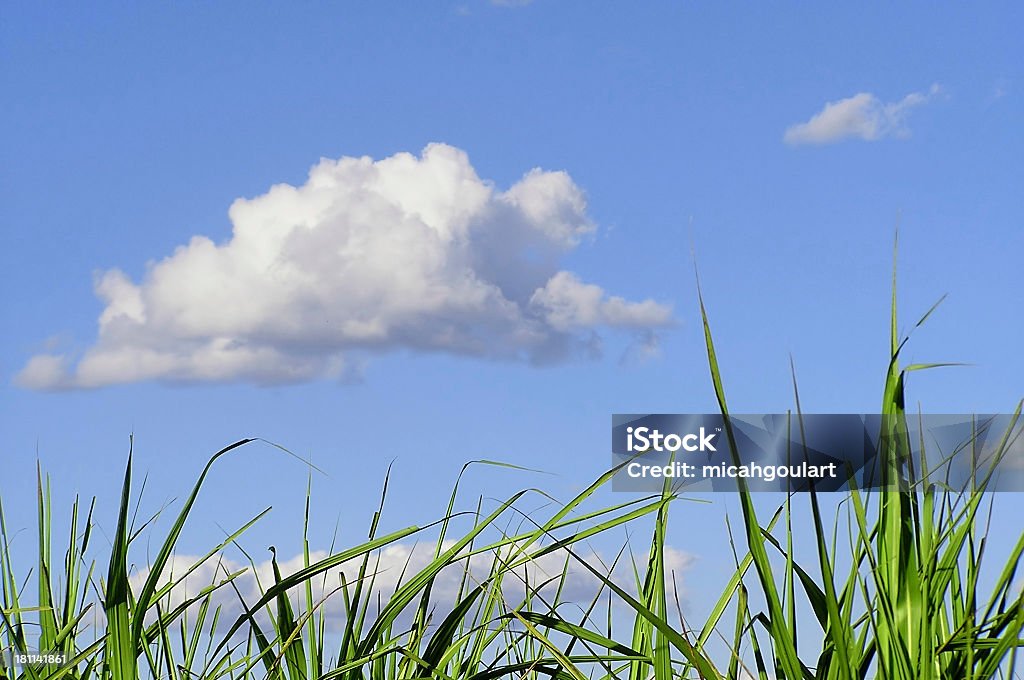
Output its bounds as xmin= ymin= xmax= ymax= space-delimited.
xmin=784 ymin=85 xmax=941 ymax=146
xmin=17 ymin=144 xmax=671 ymax=389
xmin=129 ymin=541 xmax=695 ymax=633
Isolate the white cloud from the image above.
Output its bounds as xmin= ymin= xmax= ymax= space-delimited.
xmin=991 ymin=78 xmax=1009 ymax=102
xmin=530 ymin=272 xmax=671 ymax=332
xmin=784 ymin=85 xmax=941 ymax=146
xmin=129 ymin=541 xmax=695 ymax=633
xmin=17 ymin=144 xmax=671 ymax=389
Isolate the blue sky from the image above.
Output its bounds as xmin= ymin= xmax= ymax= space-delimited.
xmin=1 ymin=1 xmax=1021 ymax=633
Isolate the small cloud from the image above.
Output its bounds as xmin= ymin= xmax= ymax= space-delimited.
xmin=991 ymin=78 xmax=1010 ymax=102
xmin=17 ymin=143 xmax=672 ymax=390
xmin=128 ymin=541 xmax=695 ymax=633
xmin=784 ymin=84 xmax=941 ymax=146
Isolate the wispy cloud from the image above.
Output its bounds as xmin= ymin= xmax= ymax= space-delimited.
xmin=784 ymin=85 xmax=941 ymax=146
xmin=17 ymin=144 xmax=672 ymax=390
xmin=990 ymin=77 xmax=1010 ymax=102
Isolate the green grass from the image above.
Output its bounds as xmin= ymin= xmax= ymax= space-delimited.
xmin=694 ymin=241 xmax=1024 ymax=679
xmin=2 ymin=250 xmax=1022 ymax=680
xmin=2 ymin=447 xmax=715 ymax=680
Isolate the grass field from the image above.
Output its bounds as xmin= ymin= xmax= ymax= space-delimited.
xmin=3 ymin=263 xmax=1022 ymax=680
